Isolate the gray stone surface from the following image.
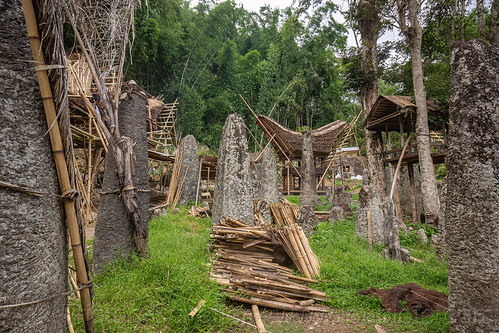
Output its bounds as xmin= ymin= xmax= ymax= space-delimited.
xmin=416 ymin=228 xmax=428 ymax=243
xmin=328 ymin=206 xmax=346 ymax=221
xmin=254 ymin=147 xmax=281 ymax=224
xmin=383 ymin=198 xmax=401 ymax=261
xmin=93 ymin=92 xmax=150 ymax=272
xmin=325 ymin=186 xmax=333 ymax=205
xmin=179 ymin=135 xmax=200 ymax=205
xmin=212 ymin=114 xmax=254 ymax=226
xmin=333 ymin=154 xmax=367 ymax=177
xmin=297 ymin=131 xmax=318 ymax=234
xmin=332 ymin=186 xmax=354 ymax=207
xmin=446 ymin=40 xmax=499 ymax=333
xmin=0 ymin=2 xmax=67 ymax=330
xmin=356 ymin=186 xmax=385 ymax=244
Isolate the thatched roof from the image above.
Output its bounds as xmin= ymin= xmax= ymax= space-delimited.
xmin=257 ymin=115 xmax=347 ymax=161
xmin=364 ymin=95 xmax=443 ymax=132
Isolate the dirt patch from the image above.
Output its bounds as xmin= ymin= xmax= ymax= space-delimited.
xmin=240 ymin=307 xmax=368 ymax=333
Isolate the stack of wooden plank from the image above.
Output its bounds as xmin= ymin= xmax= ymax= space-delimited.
xmin=270 ymin=199 xmax=321 ymax=279
xmin=210 ymin=216 xmax=328 ymax=312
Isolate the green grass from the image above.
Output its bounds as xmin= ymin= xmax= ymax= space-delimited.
xmin=70 ymin=200 xmax=449 ymax=332
xmin=310 ymin=217 xmax=449 ymax=332
xmin=70 ymin=209 xmax=247 ymax=333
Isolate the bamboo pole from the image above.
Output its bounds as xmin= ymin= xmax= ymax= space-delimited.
xmin=251 ymin=305 xmax=266 ymax=333
xmin=86 ymin=115 xmax=92 ymax=226
xmin=21 ymin=2 xmax=94 ymax=331
xmin=194 ymin=158 xmax=203 ymax=207
xmin=367 ymin=211 xmax=373 ymax=252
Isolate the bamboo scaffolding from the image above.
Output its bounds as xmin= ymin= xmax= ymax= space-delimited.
xmin=21 ymin=1 xmax=94 ymax=331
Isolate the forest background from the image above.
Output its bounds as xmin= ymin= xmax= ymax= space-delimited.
xmin=121 ymin=0 xmax=492 ymax=151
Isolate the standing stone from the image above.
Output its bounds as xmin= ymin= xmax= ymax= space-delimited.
xmin=0 ymin=3 xmax=67 ymax=330
xmin=328 ymin=206 xmax=345 ymax=221
xmin=178 ymin=135 xmax=200 ymax=205
xmin=332 ymin=186 xmax=354 ymax=207
xmin=326 ymin=186 xmax=333 ymax=205
xmin=254 ymin=147 xmax=281 ymax=223
xmin=356 ymin=186 xmax=385 ymax=244
xmin=212 ymin=114 xmax=254 ymax=226
xmin=93 ymin=89 xmax=150 ymax=272
xmin=297 ymin=130 xmax=318 ymax=234
xmin=383 ymin=198 xmax=401 ymax=261
xmin=446 ymin=40 xmax=499 ymax=333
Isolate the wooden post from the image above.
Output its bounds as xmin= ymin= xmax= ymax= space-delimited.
xmin=367 ymin=211 xmax=373 ymax=251
xmin=408 ymin=163 xmax=419 ymax=223
xmin=386 ymin=124 xmax=402 ymax=222
xmin=194 ymin=158 xmax=203 ymax=207
xmin=22 ymin=1 xmax=94 ymax=331
xmin=399 ymin=117 xmax=405 ymax=146
xmin=287 ymin=164 xmax=290 ymax=196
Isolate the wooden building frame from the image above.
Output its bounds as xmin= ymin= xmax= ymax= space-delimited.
xmin=364 ymin=95 xmax=447 ymax=222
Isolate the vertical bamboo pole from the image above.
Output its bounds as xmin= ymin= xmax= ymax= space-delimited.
xmin=86 ymin=114 xmax=92 ymax=226
xmin=21 ymin=2 xmax=94 ymax=332
xmin=194 ymin=158 xmax=203 ymax=207
xmin=367 ymin=211 xmax=373 ymax=251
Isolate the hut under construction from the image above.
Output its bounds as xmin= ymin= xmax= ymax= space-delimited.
xmin=257 ymin=115 xmax=348 ymax=195
xmin=364 ymin=95 xmax=447 ymax=222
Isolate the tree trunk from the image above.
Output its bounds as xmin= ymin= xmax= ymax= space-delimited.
xmin=477 ymin=0 xmax=486 ymax=39
xmin=407 ymin=0 xmax=441 ymax=225
xmin=93 ymin=91 xmax=149 ymax=272
xmin=447 ymin=39 xmax=499 ymax=333
xmin=491 ymin=0 xmax=499 ymax=46
xmin=0 ymin=1 xmax=67 ymax=330
xmin=358 ymin=0 xmax=387 ymax=200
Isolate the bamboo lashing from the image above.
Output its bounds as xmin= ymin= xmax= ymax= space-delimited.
xmin=21 ymin=1 xmax=94 ymax=331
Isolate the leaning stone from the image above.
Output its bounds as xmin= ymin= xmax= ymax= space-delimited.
xmin=356 ymin=186 xmax=384 ymax=244
xmin=297 ymin=206 xmax=317 ymax=235
xmin=178 ymin=135 xmax=200 ymax=205
xmin=211 ymin=114 xmax=254 ymax=226
xmin=416 ymin=228 xmax=428 ymax=243
xmin=328 ymin=206 xmax=345 ymax=221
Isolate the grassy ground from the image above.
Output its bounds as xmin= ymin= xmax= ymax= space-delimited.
xmin=70 ymin=211 xmax=244 ymax=333
xmin=70 ymin=199 xmax=449 ymax=332
xmin=311 ymin=218 xmax=448 ymax=332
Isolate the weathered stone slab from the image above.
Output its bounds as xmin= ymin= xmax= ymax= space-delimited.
xmin=211 ymin=114 xmax=254 ymax=226
xmin=0 ymin=4 xmax=67 ymax=329
xmin=93 ymin=91 xmax=149 ymax=272
xmin=356 ymin=186 xmax=384 ymax=244
xmin=179 ymin=135 xmax=200 ymax=205
xmin=446 ymin=40 xmax=499 ymax=333
xmin=332 ymin=186 xmax=354 ymax=208
xmin=297 ymin=131 xmax=318 ymax=234
xmin=254 ymin=147 xmax=281 ymax=223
